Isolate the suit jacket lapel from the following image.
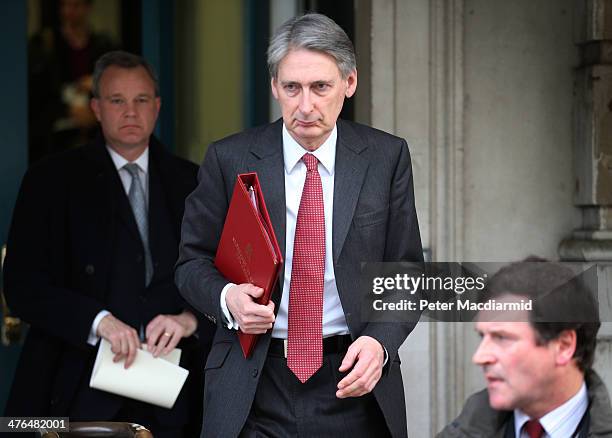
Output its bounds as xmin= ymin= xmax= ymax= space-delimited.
xmin=148 ymin=137 xmax=187 ymax=228
xmin=78 ymin=139 xmax=123 ymax=298
xmin=147 ymin=151 xmax=164 ymax=285
xmin=147 ymin=138 xmax=183 ymax=285
xmin=332 ymin=120 xmax=369 ymax=264
xmin=504 ymin=414 xmax=515 ymax=438
xmin=112 ymin=169 xmax=142 ymax=244
xmin=92 ymin=138 xmax=150 ymax=251
xmin=246 ymin=120 xmax=286 ymax=302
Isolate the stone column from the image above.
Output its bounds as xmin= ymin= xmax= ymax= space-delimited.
xmin=560 ymin=0 xmax=612 ymax=391
xmin=560 ymin=0 xmax=612 ymax=261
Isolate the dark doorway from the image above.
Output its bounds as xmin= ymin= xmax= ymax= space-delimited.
xmin=27 ymin=0 xmax=141 ymax=164
xmin=304 ymin=0 xmax=355 ymax=122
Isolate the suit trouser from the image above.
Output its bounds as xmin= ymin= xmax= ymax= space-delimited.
xmin=240 ymin=349 xmax=392 ymax=438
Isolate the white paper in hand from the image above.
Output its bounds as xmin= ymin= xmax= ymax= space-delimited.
xmin=89 ymin=338 xmax=189 ymax=409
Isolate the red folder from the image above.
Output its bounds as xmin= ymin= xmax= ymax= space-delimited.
xmin=214 ymin=173 xmax=283 ymax=358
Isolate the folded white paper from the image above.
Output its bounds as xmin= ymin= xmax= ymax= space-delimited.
xmin=90 ymin=339 xmax=189 ymax=409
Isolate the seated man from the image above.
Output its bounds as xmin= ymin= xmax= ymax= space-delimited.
xmin=438 ymin=259 xmax=612 ymax=438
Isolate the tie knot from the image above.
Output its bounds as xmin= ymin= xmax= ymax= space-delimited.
xmin=523 ymin=420 xmax=544 ymax=438
xmin=302 ymin=153 xmax=319 ymax=172
xmin=123 ymin=163 xmax=140 ymax=178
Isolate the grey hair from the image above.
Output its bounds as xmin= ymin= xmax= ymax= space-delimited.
xmin=92 ymin=50 xmax=159 ymax=98
xmin=267 ymin=13 xmax=356 ymax=79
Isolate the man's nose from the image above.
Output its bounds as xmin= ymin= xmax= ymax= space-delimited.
xmin=472 ymin=339 xmax=495 ymax=365
xmin=298 ymin=89 xmax=314 ymax=114
xmin=124 ymin=101 xmax=137 ymax=117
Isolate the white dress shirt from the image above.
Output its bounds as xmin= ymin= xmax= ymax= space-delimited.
xmin=107 ymin=146 xmax=149 ymax=199
xmin=221 ymin=124 xmax=349 ymax=338
xmin=514 ymin=382 xmax=588 ymax=438
xmin=86 ymin=146 xmax=149 ymax=346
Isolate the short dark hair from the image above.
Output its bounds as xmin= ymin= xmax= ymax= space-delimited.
xmin=484 ymin=257 xmax=600 ymax=372
xmin=92 ymin=50 xmax=159 ymax=98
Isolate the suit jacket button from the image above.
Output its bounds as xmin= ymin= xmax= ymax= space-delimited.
xmin=85 ymin=264 xmax=95 ymax=275
xmin=139 ymin=295 xmax=147 ymax=303
xmin=252 ymin=368 xmax=258 ymax=378
xmin=136 ymin=254 xmax=143 ymax=263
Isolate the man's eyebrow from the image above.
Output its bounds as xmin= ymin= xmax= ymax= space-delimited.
xmin=485 ymin=328 xmax=516 ymax=338
xmin=105 ymin=93 xmax=153 ymax=99
xmin=279 ymin=79 xmax=335 ymax=86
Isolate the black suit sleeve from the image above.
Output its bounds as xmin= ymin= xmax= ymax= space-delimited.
xmin=3 ymin=166 xmax=106 ymax=349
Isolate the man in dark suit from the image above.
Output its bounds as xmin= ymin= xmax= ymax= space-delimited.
xmin=3 ymin=51 xmax=211 ymax=437
xmin=176 ymin=13 xmax=423 ymax=438
xmin=437 ymin=260 xmax=612 ymax=438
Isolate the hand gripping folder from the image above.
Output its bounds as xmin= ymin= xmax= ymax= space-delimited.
xmin=214 ymin=173 xmax=283 ymax=358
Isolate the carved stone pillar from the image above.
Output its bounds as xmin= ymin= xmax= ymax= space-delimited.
xmin=560 ymin=0 xmax=612 ymax=260
xmin=560 ymin=0 xmax=612 ymax=391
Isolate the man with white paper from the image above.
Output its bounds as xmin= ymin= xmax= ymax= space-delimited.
xmin=3 ymin=51 xmax=212 ymax=438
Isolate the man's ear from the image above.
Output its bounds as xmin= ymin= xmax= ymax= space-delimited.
xmin=554 ymin=329 xmax=577 ymax=366
xmin=271 ymin=77 xmax=279 ymax=100
xmin=90 ymin=98 xmax=101 ymax=122
xmin=345 ymin=69 xmax=357 ymax=98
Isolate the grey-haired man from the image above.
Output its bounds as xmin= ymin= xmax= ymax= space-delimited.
xmin=177 ymin=13 xmax=423 ymax=438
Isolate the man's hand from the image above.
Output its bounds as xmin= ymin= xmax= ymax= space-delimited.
xmin=146 ymin=311 xmax=198 ymax=357
xmin=96 ymin=314 xmax=140 ymax=369
xmin=336 ymin=336 xmax=384 ymax=398
xmin=226 ymin=283 xmax=275 ymax=334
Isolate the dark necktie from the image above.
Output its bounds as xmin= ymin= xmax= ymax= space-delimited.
xmin=523 ymin=419 xmax=545 ymax=438
xmin=124 ymin=163 xmax=153 ymax=286
xmin=287 ymin=153 xmax=325 ymax=383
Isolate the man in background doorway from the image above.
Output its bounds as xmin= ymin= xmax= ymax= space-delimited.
xmin=4 ymin=51 xmax=213 ymax=438
xmin=28 ymin=0 xmax=116 ymax=163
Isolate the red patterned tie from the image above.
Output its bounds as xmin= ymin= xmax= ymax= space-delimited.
xmin=287 ymin=153 xmax=325 ymax=383
xmin=523 ymin=420 xmax=544 ymax=438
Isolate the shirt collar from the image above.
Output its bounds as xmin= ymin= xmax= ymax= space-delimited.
xmin=106 ymin=145 xmax=149 ymax=174
xmin=514 ymin=381 xmax=587 ymax=438
xmin=282 ymin=123 xmax=336 ymax=176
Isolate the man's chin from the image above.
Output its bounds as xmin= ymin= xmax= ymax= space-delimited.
xmin=293 ymin=125 xmax=321 ymax=135
xmin=286 ymin=127 xmax=327 ymax=149
xmin=488 ymin=392 xmax=514 ymax=411
xmin=118 ymin=136 xmax=147 ymax=146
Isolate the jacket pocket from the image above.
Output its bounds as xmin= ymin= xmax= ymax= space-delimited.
xmin=353 ymin=207 xmax=389 ymax=228
xmin=204 ymin=341 xmax=232 ymax=370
